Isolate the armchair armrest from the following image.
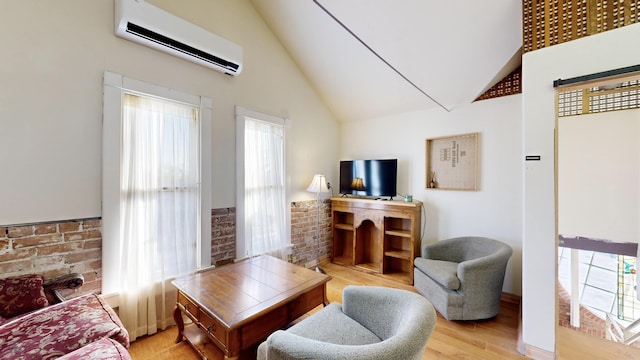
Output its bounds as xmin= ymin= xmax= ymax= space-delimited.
xmin=43 ymin=273 xmax=84 ymax=304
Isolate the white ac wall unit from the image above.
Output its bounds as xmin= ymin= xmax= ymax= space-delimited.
xmin=115 ymin=0 xmax=242 ymax=76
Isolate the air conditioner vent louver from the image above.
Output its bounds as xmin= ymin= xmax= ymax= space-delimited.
xmin=115 ymin=0 xmax=242 ymax=76
xmin=126 ymin=23 xmax=240 ymax=73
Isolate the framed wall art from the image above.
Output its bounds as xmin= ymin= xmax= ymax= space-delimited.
xmin=425 ymin=132 xmax=478 ymax=191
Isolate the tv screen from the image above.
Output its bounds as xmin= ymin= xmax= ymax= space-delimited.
xmin=339 ymin=159 xmax=397 ymax=199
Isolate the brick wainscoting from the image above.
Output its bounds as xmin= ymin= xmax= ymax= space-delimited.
xmin=291 ymin=199 xmax=331 ymax=267
xmin=1 ymin=200 xmax=332 ymax=293
xmin=0 ymin=219 xmax=102 ymax=295
xmin=211 ymin=208 xmax=236 ymax=266
xmin=213 ymin=200 xmax=332 ymax=268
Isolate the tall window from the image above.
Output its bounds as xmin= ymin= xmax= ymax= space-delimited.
xmin=103 ymin=72 xmax=212 ymax=340
xmin=236 ymin=107 xmax=290 ymax=260
xmin=121 ymin=93 xmax=200 ymax=275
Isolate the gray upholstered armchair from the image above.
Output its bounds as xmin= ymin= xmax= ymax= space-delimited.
xmin=413 ymin=236 xmax=512 ymax=321
xmin=256 ymin=285 xmax=436 ymax=360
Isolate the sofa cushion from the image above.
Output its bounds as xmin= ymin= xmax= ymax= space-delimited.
xmin=0 ymin=274 xmax=49 ymax=318
xmin=0 ymin=293 xmax=129 ymax=360
xmin=58 ymin=338 xmax=131 ymax=360
xmin=287 ymin=302 xmax=381 ymax=345
xmin=414 ymin=258 xmax=460 ymax=290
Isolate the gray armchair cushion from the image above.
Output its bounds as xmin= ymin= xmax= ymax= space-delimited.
xmin=413 ymin=258 xmax=460 ymax=290
xmin=257 ymin=285 xmax=436 ymax=360
xmin=286 ymin=302 xmax=380 ymax=345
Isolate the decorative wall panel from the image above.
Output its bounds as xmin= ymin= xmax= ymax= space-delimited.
xmin=524 ymin=0 xmax=639 ymax=53
xmin=475 ymin=66 xmax=522 ymax=101
xmin=557 ymin=79 xmax=640 ymax=116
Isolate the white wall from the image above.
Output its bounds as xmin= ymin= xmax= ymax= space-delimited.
xmin=522 ymin=22 xmax=640 ymax=354
xmin=559 ymin=110 xmax=640 ymax=243
xmin=0 ymin=0 xmax=339 ymax=225
xmin=340 ymin=94 xmax=523 ymax=295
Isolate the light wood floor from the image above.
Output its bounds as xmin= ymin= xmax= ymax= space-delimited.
xmin=129 ymin=262 xmax=640 ymax=359
xmin=323 ymin=263 xmax=524 ymax=360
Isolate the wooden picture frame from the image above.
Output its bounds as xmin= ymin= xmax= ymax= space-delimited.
xmin=425 ymin=132 xmax=478 ymax=191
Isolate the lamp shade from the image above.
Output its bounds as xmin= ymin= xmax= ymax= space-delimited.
xmin=306 ymin=174 xmax=330 ymax=193
xmin=350 ymin=177 xmax=365 ymax=191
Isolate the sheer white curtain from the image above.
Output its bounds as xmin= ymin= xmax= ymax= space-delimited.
xmin=244 ymin=117 xmax=288 ymax=259
xmin=119 ymin=93 xmax=200 ymax=339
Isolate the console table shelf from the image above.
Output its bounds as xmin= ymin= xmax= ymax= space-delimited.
xmin=331 ymin=197 xmax=422 ymax=284
xmin=384 ymin=249 xmax=412 ymax=260
xmin=385 ymin=229 xmax=412 ymax=237
xmin=334 ymin=223 xmax=354 ymax=231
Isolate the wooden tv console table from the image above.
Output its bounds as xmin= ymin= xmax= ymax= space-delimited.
xmin=330 ymin=197 xmax=422 ymax=284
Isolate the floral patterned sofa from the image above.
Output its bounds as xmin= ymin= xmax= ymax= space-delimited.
xmin=0 ymin=273 xmax=131 ymax=359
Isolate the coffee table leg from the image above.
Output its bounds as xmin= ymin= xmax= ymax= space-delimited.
xmin=173 ymin=305 xmax=184 ymax=343
xmin=323 ymin=284 xmax=329 ymax=306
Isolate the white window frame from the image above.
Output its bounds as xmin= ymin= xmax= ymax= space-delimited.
xmin=235 ymin=106 xmax=291 ymax=259
xmin=102 ymin=71 xmax=212 ymax=300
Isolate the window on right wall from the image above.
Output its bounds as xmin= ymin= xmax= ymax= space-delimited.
xmin=235 ymin=107 xmax=290 ymax=261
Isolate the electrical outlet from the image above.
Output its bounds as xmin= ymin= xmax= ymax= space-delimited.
xmin=326 ymin=182 xmax=331 ymax=189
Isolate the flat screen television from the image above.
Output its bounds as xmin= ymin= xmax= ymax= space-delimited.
xmin=339 ymin=159 xmax=397 ymax=199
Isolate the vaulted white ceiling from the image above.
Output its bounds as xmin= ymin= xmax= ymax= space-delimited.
xmin=251 ymin=0 xmax=523 ymax=122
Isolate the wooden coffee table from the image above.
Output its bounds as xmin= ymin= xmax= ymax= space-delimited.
xmin=171 ymin=255 xmax=331 ymax=360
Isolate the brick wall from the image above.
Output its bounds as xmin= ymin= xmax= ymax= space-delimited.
xmin=558 ymin=283 xmax=606 ymax=338
xmin=0 ymin=219 xmax=102 ymax=295
xmin=0 ymin=201 xmax=332 ymax=294
xmin=291 ymin=199 xmax=331 ymax=267
xmin=211 ymin=208 xmax=236 ymax=266
xmin=212 ymin=201 xmax=332 ymax=268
